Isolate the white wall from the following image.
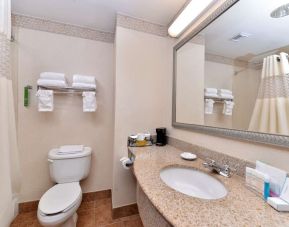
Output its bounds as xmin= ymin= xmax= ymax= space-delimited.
xmin=176 ymin=42 xmax=204 ymax=124
xmin=15 ymin=27 xmax=114 ymax=202
xmin=113 ymin=26 xmax=172 ymax=208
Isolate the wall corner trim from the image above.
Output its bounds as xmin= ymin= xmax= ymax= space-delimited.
xmin=12 ymin=14 xmax=115 ymax=43
xmin=116 ymin=14 xmax=169 ymax=37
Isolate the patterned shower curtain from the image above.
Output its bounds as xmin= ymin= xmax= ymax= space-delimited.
xmin=248 ymin=52 xmax=289 ymax=135
xmin=0 ymin=0 xmax=21 ymax=226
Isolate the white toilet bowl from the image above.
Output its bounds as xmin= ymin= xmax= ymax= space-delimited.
xmin=37 ymin=182 xmax=82 ymax=227
xmin=37 ymin=146 xmax=91 ymax=226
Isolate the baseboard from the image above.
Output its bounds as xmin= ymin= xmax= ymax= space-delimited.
xmin=112 ymin=203 xmax=139 ymax=219
xmin=19 ymin=189 xmax=111 ymax=213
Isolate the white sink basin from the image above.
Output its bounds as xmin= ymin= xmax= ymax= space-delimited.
xmin=160 ymin=166 xmax=227 ymax=200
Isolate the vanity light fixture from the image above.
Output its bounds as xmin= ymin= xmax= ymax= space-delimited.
xmin=271 ymin=3 xmax=289 ymax=18
xmin=168 ymin=0 xmax=215 ymax=38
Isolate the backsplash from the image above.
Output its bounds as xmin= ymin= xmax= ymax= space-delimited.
xmin=167 ymin=136 xmax=255 ymax=177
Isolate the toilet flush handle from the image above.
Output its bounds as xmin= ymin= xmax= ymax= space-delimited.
xmin=47 ymin=159 xmax=54 ymax=163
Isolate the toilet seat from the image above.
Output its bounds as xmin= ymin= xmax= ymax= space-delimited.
xmin=39 ymin=182 xmax=81 ymax=215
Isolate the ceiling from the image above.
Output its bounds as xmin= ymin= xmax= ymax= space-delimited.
xmin=202 ymin=0 xmax=289 ymax=61
xmin=12 ymin=0 xmax=187 ymax=32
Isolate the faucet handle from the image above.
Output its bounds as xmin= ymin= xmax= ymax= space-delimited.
xmin=203 ymin=158 xmax=215 ymax=168
xmin=222 ymin=164 xmax=236 ymax=177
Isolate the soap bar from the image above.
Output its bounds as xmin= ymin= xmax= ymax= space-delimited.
xmin=267 ymin=197 xmax=289 ymax=212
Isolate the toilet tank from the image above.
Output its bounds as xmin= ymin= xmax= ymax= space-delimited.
xmin=48 ymin=147 xmax=92 ymax=183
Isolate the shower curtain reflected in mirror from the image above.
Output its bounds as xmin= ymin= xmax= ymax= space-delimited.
xmin=249 ymin=52 xmax=289 ymax=135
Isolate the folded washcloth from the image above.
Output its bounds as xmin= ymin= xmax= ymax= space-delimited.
xmin=37 ymin=79 xmax=68 ymax=88
xmin=58 ymin=145 xmax=84 ymax=154
xmin=205 ymin=88 xmax=218 ymax=94
xmin=40 ymin=72 xmax=66 ymax=81
xmin=72 ymin=82 xmax=96 ymax=89
xmin=219 ymin=93 xmax=234 ymax=99
xmin=223 ymin=101 xmax=234 ymax=115
xmin=82 ymin=92 xmax=97 ymax=112
xmin=218 ymin=89 xmax=232 ymax=95
xmin=36 ymin=89 xmax=54 ymax=112
xmin=205 ymin=99 xmax=215 ymax=114
xmin=73 ymin=74 xmax=96 ymax=84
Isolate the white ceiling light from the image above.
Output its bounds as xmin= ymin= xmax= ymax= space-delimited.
xmin=168 ymin=0 xmax=215 ymax=38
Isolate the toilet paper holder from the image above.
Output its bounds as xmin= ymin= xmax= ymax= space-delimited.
xmin=120 ymin=157 xmax=134 ymax=169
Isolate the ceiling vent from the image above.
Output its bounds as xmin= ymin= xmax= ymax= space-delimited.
xmin=230 ymin=32 xmax=251 ymax=42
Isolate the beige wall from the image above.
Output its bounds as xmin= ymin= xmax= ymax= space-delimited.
xmin=113 ymin=26 xmax=172 ymax=208
xmin=233 ymin=68 xmax=261 ymax=130
xmin=176 ymin=42 xmax=205 ymax=124
xmin=15 ymin=27 xmax=114 ymax=202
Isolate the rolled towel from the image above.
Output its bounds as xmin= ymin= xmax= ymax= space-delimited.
xmin=37 ymin=79 xmax=67 ymax=88
xmin=72 ymin=82 xmax=96 ymax=89
xmin=36 ymin=89 xmax=54 ymax=112
xmin=205 ymin=88 xmax=218 ymax=94
xmin=218 ymin=89 xmax=232 ymax=95
xmin=40 ymin=72 xmax=66 ymax=81
xmin=82 ymin=91 xmax=97 ymax=112
xmin=73 ymin=74 xmax=96 ymax=84
xmin=204 ymin=99 xmax=215 ymax=115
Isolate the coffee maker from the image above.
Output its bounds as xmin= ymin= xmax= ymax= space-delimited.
xmin=156 ymin=127 xmax=167 ymax=146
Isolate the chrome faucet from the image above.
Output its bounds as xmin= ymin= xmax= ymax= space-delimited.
xmin=203 ymin=159 xmax=234 ymax=178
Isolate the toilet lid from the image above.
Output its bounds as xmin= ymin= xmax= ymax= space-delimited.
xmin=39 ymin=182 xmax=81 ymax=215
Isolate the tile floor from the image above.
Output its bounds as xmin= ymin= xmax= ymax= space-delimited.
xmin=11 ymin=198 xmax=143 ymax=227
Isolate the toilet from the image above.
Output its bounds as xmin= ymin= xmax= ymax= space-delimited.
xmin=37 ymin=146 xmax=92 ymax=227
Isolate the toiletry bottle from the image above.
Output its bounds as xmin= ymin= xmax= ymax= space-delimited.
xmin=264 ymin=176 xmax=270 ymax=201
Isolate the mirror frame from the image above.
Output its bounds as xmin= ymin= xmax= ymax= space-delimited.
xmin=172 ymin=0 xmax=289 ymax=148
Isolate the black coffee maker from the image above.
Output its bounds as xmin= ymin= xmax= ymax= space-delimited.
xmin=156 ymin=127 xmax=167 ymax=146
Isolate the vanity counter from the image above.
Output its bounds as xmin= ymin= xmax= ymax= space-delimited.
xmin=129 ymin=145 xmax=289 ymax=227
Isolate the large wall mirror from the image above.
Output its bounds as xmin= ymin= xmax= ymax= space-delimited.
xmin=173 ymin=0 xmax=289 ymax=147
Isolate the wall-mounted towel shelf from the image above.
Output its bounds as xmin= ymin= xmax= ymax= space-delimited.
xmin=37 ymin=85 xmax=96 ymax=95
xmin=204 ymin=96 xmax=234 ymax=103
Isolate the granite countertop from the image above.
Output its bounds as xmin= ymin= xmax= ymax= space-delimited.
xmin=129 ymin=145 xmax=289 ymax=227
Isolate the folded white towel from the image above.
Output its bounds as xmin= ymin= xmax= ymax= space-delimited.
xmin=40 ymin=72 xmax=66 ymax=81
xmin=204 ymin=99 xmax=215 ymax=115
xmin=37 ymin=79 xmax=68 ymax=88
xmin=205 ymin=93 xmax=218 ymax=98
xmin=218 ymin=89 xmax=232 ymax=95
xmin=219 ymin=93 xmax=234 ymax=99
xmin=223 ymin=101 xmax=234 ymax=115
xmin=205 ymin=88 xmax=218 ymax=94
xmin=36 ymin=90 xmax=54 ymax=112
xmin=73 ymin=75 xmax=96 ymax=84
xmin=82 ymin=92 xmax=97 ymax=112
xmin=58 ymin=145 xmax=84 ymax=154
xmin=72 ymin=82 xmax=96 ymax=89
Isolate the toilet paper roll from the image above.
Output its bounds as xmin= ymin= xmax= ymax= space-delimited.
xmin=120 ymin=157 xmax=133 ymax=170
